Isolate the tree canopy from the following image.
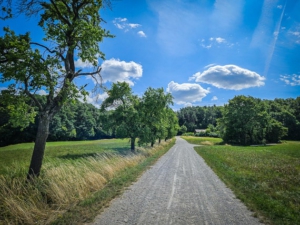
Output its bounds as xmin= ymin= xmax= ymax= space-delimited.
xmin=0 ymin=0 xmax=113 ymax=178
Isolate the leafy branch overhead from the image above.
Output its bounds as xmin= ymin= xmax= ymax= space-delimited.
xmin=0 ymin=0 xmax=114 ymax=179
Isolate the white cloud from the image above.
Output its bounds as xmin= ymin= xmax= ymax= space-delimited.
xmin=78 ymin=92 xmax=108 ymax=108
xmin=137 ymin=31 xmax=147 ymax=37
xmin=191 ymin=65 xmax=265 ymax=90
xmin=200 ymin=37 xmax=232 ymax=49
xmin=167 ymin=81 xmax=209 ymax=105
xmin=100 ymin=58 xmax=142 ymax=86
xmin=75 ymin=58 xmax=94 ymax=68
xmin=36 ymin=90 xmax=48 ymax=95
xmin=204 ymin=64 xmax=217 ymax=69
xmin=215 ymin=37 xmax=226 ymax=43
xmin=211 ymin=96 xmax=218 ymax=101
xmin=113 ymin=18 xmax=141 ymax=32
xmin=280 ymin=74 xmax=300 ymax=86
xmin=277 ymin=5 xmax=283 ymax=9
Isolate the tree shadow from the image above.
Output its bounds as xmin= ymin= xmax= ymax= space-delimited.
xmin=58 ymin=147 xmax=132 ymax=160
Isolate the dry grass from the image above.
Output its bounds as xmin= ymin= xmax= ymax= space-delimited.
xmin=0 ymin=140 xmax=173 ymax=225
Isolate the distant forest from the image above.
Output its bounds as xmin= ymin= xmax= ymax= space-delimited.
xmin=1 ymin=94 xmax=299 ymax=147
xmin=177 ymin=96 xmax=300 ymax=144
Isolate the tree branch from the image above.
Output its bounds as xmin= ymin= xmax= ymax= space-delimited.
xmin=50 ymin=0 xmax=71 ymax=26
xmin=24 ymin=76 xmax=43 ymax=111
xmin=76 ymin=67 xmax=102 ymax=77
xmin=30 ymin=42 xmax=65 ymax=60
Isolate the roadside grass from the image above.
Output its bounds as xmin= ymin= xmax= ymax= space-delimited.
xmin=0 ymin=138 xmax=175 ymax=225
xmin=181 ymin=136 xmax=223 ymax=146
xmin=190 ymin=140 xmax=300 ymax=225
xmin=0 ymin=139 xmax=130 ymax=174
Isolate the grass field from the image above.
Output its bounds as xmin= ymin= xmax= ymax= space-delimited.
xmin=181 ymin=136 xmax=223 ymax=145
xmin=183 ymin=136 xmax=300 ymax=225
xmin=0 ymin=138 xmax=175 ymax=224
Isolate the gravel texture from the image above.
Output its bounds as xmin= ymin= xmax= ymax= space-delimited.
xmin=91 ymin=137 xmax=262 ymax=225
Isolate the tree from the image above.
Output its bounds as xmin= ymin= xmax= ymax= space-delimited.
xmin=179 ymin=125 xmax=187 ymax=135
xmin=0 ymin=0 xmax=113 ymax=179
xmin=139 ymin=87 xmax=173 ymax=147
xmin=218 ymin=95 xmax=287 ymax=145
xmin=164 ymin=107 xmax=180 ymax=141
xmin=101 ymin=82 xmax=141 ymax=152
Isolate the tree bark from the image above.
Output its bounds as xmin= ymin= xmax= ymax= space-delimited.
xmin=151 ymin=141 xmax=154 ymax=147
xmin=130 ymin=137 xmax=135 ymax=152
xmin=27 ymin=113 xmax=51 ymax=180
xmin=158 ymin=138 xmax=161 ymax=144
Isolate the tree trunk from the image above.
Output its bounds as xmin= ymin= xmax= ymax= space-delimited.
xmin=130 ymin=137 xmax=135 ymax=152
xmin=158 ymin=138 xmax=161 ymax=144
xmin=151 ymin=141 xmax=154 ymax=147
xmin=27 ymin=113 xmax=50 ymax=179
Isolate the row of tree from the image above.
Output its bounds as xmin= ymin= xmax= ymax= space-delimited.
xmin=177 ymin=96 xmax=300 ymax=145
xmin=101 ymin=82 xmax=179 ymax=151
xmin=0 ymin=83 xmax=179 ymax=150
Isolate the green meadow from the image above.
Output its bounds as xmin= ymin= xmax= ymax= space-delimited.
xmin=182 ymin=136 xmax=300 ymax=225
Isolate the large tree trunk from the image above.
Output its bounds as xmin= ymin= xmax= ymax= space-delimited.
xmin=27 ymin=113 xmax=51 ymax=180
xmin=130 ymin=137 xmax=135 ymax=152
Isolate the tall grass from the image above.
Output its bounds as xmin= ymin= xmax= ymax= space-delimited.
xmin=0 ymin=139 xmax=174 ymax=224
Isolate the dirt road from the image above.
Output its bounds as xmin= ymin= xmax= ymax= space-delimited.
xmin=91 ymin=137 xmax=262 ymax=225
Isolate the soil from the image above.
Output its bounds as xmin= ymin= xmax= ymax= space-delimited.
xmin=90 ymin=137 xmax=262 ymax=225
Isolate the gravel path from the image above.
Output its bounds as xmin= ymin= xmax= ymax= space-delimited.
xmin=91 ymin=137 xmax=262 ymax=225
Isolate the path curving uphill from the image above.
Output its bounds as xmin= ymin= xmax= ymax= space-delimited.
xmin=91 ymin=137 xmax=262 ymax=225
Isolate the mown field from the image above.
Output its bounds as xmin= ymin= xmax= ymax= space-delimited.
xmin=0 ymin=138 xmax=175 ymax=225
xmin=182 ymin=136 xmax=300 ymax=225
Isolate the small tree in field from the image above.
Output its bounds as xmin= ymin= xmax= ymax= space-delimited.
xmin=101 ymin=82 xmax=141 ymax=152
xmin=0 ymin=0 xmax=113 ymax=179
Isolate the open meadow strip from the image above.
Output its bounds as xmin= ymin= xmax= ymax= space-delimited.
xmin=0 ymin=138 xmax=175 ymax=224
xmin=184 ymin=137 xmax=300 ymax=225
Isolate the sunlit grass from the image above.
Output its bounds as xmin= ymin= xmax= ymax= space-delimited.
xmin=181 ymin=136 xmax=223 ymax=145
xmin=0 ymin=138 xmax=175 ymax=224
xmin=191 ymin=141 xmax=300 ymax=225
xmin=0 ymin=138 xmax=130 ymax=174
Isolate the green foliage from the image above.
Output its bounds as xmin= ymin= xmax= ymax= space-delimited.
xmin=0 ymin=0 xmax=113 ymax=177
xmin=139 ymin=87 xmax=174 ymax=145
xmin=179 ymin=125 xmax=187 ymax=134
xmin=218 ymin=95 xmax=287 ymax=145
xmin=177 ymin=105 xmax=223 ymax=132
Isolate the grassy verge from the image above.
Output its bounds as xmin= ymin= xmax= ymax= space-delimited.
xmin=186 ymin=137 xmax=300 ymax=225
xmin=181 ymin=136 xmax=223 ymax=145
xmin=0 ymin=138 xmax=175 ymax=225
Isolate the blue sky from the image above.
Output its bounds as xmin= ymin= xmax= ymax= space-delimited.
xmin=1 ymin=0 xmax=300 ymax=109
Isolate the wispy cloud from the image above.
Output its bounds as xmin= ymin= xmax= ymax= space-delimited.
xmin=190 ymin=65 xmax=265 ymax=90
xmin=200 ymin=37 xmax=233 ymax=49
xmin=280 ymin=74 xmax=300 ymax=86
xmin=263 ymin=1 xmax=286 ymax=77
xmin=137 ymin=31 xmax=147 ymax=38
xmin=211 ymin=96 xmax=218 ymax=101
xmin=113 ymin=18 xmax=141 ymax=32
xmin=166 ymin=81 xmax=209 ymax=105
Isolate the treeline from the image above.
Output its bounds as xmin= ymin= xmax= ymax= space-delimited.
xmin=177 ymin=96 xmax=300 ymax=145
xmin=0 ymin=96 xmax=108 ymax=146
xmin=0 ymin=82 xmax=179 ymax=148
